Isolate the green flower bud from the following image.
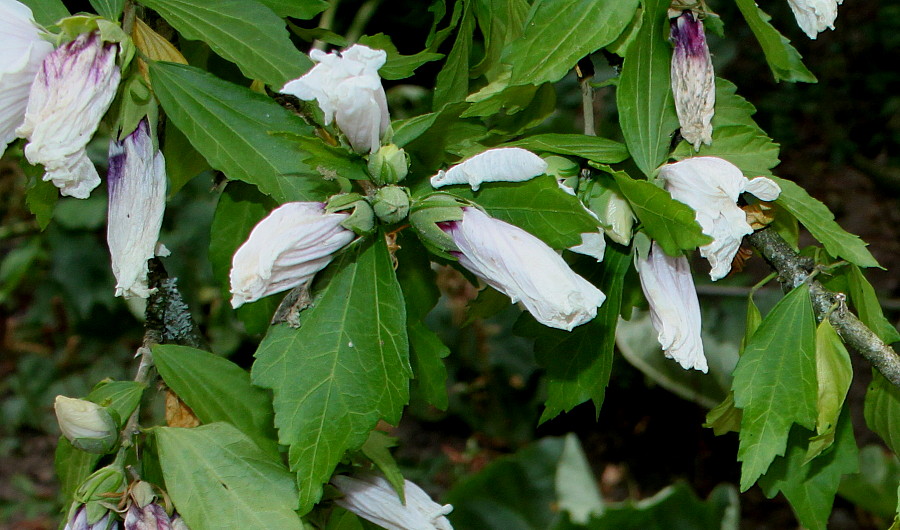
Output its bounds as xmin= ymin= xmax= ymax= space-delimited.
xmin=327 ymin=193 xmax=375 ymax=236
xmin=586 ymin=186 xmax=634 ymax=246
xmin=408 ymin=194 xmax=467 ymax=259
xmin=54 ymin=396 xmax=119 ymax=454
xmin=368 ymin=144 xmax=409 ymax=185
xmin=71 ymin=462 xmax=126 ymax=524
xmin=372 ymin=186 xmax=410 ymax=225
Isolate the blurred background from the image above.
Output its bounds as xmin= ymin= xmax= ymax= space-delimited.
xmin=1 ymin=0 xmax=898 ymax=528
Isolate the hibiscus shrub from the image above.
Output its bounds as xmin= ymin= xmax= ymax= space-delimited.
xmin=2 ymin=0 xmax=898 ymax=528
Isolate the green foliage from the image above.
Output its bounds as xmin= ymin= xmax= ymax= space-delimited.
xmin=258 ymin=0 xmax=328 ymax=19
xmin=838 ymin=445 xmax=900 ymax=520
xmin=162 ymin=124 xmax=211 ymax=196
xmin=155 ymin=423 xmax=303 ymax=530
xmin=150 ymin=62 xmax=338 ymax=203
xmin=616 ymin=0 xmax=678 ymax=177
xmin=733 ymin=0 xmax=817 ymax=83
xmin=18 ymin=0 xmax=69 ymax=25
xmin=252 ymin=236 xmax=411 ymax=514
xmin=805 ymin=319 xmax=852 ymax=461
xmin=55 ymin=439 xmax=101 ymax=506
xmin=358 ymin=34 xmax=444 ymax=80
xmin=503 ymin=134 xmax=629 ymax=164
xmin=86 ymin=380 xmax=145 ymax=425
xmin=471 ymin=0 xmax=528 ymax=79
xmin=844 ymin=265 xmax=900 ymax=344
xmin=733 ymin=283 xmax=818 ymax=491
xmin=432 ymin=0 xmax=475 ymax=109
xmin=24 ymin=166 xmax=57 ymax=230
xmin=153 ymin=344 xmax=280 ymax=456
xmin=864 ymin=371 xmax=900 ymax=456
xmin=88 ymin=0 xmax=123 ymax=21
xmin=137 ymin=0 xmax=310 ymax=86
xmin=673 ymin=125 xmax=781 ymax=177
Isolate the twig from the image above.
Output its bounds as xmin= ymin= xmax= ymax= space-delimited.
xmin=313 ymin=0 xmax=341 ymax=51
xmin=122 ymin=0 xmax=136 ymax=35
xmin=748 ymin=227 xmax=900 ymax=387
xmin=576 ymin=57 xmax=596 ymax=137
xmin=345 ymin=0 xmax=381 ymax=44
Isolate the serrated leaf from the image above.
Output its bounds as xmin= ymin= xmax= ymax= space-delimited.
xmin=805 ymin=319 xmax=852 ymax=462
xmin=137 ymin=0 xmax=310 ymax=86
xmin=252 ymin=236 xmax=411 ymax=514
xmin=258 ymin=0 xmax=328 ymax=19
xmin=358 ymin=33 xmax=444 ymax=81
xmin=711 ymin=78 xmax=761 ymax=130
xmin=433 ymin=0 xmax=475 ymax=109
xmin=288 ymin=135 xmax=371 ymax=181
xmin=446 ymin=175 xmax=599 ymax=249
xmin=86 ymin=380 xmax=145 ymax=426
xmin=25 ymin=168 xmax=57 ymax=229
xmin=672 ymin=125 xmax=781 ymax=177
xmin=612 ymin=172 xmax=711 ymax=256
xmin=154 ymin=344 xmax=280 ymax=457
xmin=733 ymin=283 xmax=818 ymax=491
xmin=517 ymin=245 xmax=630 ymax=423
xmin=758 ymin=409 xmax=858 ymax=530
xmin=150 ymin=62 xmax=338 ymax=203
xmin=503 ymin=0 xmax=639 ymax=86
xmin=770 ymin=176 xmax=880 ymax=268
xmin=471 ymin=0 xmax=529 ymax=79
xmin=360 ymin=431 xmax=405 ymax=502
xmin=155 ymin=423 xmax=303 ymax=530
xmin=616 ymin=0 xmax=679 ymax=177
xmin=18 ymin=0 xmax=68 ymax=25
xmin=503 ymin=133 xmax=628 ymax=164
xmin=89 ymin=0 xmax=123 ymax=20
xmin=864 ymin=370 xmax=900 ymax=457
xmin=733 ymin=0 xmax=817 ymax=83
xmin=846 ymin=265 xmax=900 ymax=344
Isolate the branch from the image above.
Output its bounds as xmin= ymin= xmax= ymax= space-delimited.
xmin=748 ymin=227 xmax=900 ymax=387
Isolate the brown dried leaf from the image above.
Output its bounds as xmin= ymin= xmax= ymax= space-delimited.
xmin=743 ymin=202 xmax=776 ymax=230
xmin=132 ymin=18 xmax=188 ymax=79
xmin=165 ymin=390 xmax=200 ymax=428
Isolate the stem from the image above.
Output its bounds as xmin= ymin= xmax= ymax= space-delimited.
xmin=122 ymin=0 xmax=136 ymax=35
xmin=345 ymin=0 xmax=381 ymax=44
xmin=576 ymin=58 xmax=596 ymax=137
xmin=748 ymin=227 xmax=900 ymax=387
xmin=313 ymin=0 xmax=341 ymax=51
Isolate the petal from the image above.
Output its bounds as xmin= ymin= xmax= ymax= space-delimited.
xmin=332 ymin=475 xmax=453 ymax=530
xmin=430 ymin=147 xmax=548 ymax=190
xmin=569 ymin=232 xmax=606 ymax=262
xmin=744 ymin=176 xmax=781 ymax=201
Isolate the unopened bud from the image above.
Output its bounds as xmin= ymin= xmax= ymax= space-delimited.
xmin=72 ymin=463 xmax=126 ymax=526
xmin=326 ymin=193 xmax=376 ymax=236
xmin=586 ymin=186 xmax=634 ymax=246
xmin=368 ymin=144 xmax=409 ymax=185
xmin=54 ymin=396 xmax=119 ymax=454
xmin=372 ymin=186 xmax=410 ymax=225
xmin=408 ymin=194 xmax=467 ymax=258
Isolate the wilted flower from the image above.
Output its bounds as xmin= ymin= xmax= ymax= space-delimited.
xmin=124 ymin=503 xmax=171 ymax=530
xmin=637 ymin=241 xmax=707 ymax=373
xmin=0 ymin=0 xmax=53 ymax=157
xmin=54 ymin=395 xmax=118 ymax=453
xmin=281 ymin=44 xmax=388 ymax=154
xmin=332 ymin=474 xmax=453 ymax=530
xmin=440 ymin=207 xmax=605 ymax=331
xmin=787 ymin=0 xmax=842 ymax=39
xmin=107 ymin=120 xmax=167 ymax=299
xmin=670 ymin=10 xmax=715 ymax=150
xmin=64 ymin=506 xmax=119 ymax=530
xmin=17 ymin=31 xmax=121 ymax=198
xmin=659 ymin=156 xmax=781 ymax=280
xmin=230 ymin=202 xmax=356 ymax=308
xmin=430 ymin=147 xmax=548 ymax=191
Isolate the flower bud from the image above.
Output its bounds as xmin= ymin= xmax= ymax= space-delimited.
xmin=670 ymin=10 xmax=715 ymax=150
xmin=54 ymin=396 xmax=119 ymax=454
xmin=326 ymin=193 xmax=376 ymax=236
xmin=586 ymin=185 xmax=634 ymax=246
xmin=64 ymin=506 xmax=118 ymax=530
xmin=408 ymin=194 xmax=466 ymax=258
xmin=332 ymin=474 xmax=454 ymax=530
xmin=368 ymin=144 xmax=409 ymax=185
xmin=72 ymin=462 xmax=126 ymax=525
xmin=372 ymin=185 xmax=410 ymax=225
xmin=124 ymin=503 xmax=171 ymax=530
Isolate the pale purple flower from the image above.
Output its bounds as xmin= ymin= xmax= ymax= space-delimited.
xmin=64 ymin=507 xmax=118 ymax=530
xmin=107 ymin=120 xmax=167 ymax=299
xmin=281 ymin=44 xmax=388 ymax=154
xmin=637 ymin=241 xmax=707 ymax=373
xmin=229 ymin=202 xmax=356 ymax=308
xmin=0 ymin=0 xmax=53 ymax=157
xmin=17 ymin=32 xmax=120 ymax=198
xmin=671 ymin=10 xmax=715 ymax=150
xmin=788 ymin=0 xmax=842 ymax=39
xmin=124 ymin=503 xmax=171 ymax=530
xmin=332 ymin=474 xmax=453 ymax=530
xmin=659 ymin=157 xmax=781 ymax=280
xmin=430 ymin=147 xmax=548 ymax=191
xmin=440 ymin=207 xmax=605 ymax=331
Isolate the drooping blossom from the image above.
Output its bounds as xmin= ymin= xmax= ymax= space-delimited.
xmin=659 ymin=156 xmax=781 ymax=280
xmin=107 ymin=120 xmax=167 ymax=299
xmin=64 ymin=506 xmax=119 ymax=530
xmin=0 ymin=0 xmax=53 ymax=157
xmin=787 ymin=0 xmax=842 ymax=39
xmin=636 ymin=241 xmax=707 ymax=373
xmin=430 ymin=147 xmax=548 ymax=191
xmin=440 ymin=207 xmax=605 ymax=331
xmin=281 ymin=44 xmax=388 ymax=154
xmin=332 ymin=474 xmax=453 ymax=530
xmin=124 ymin=503 xmax=172 ymax=530
xmin=54 ymin=396 xmax=118 ymax=453
xmin=229 ymin=202 xmax=356 ymax=308
xmin=17 ymin=31 xmax=121 ymax=198
xmin=556 ymin=178 xmax=606 ymax=262
xmin=671 ymin=10 xmax=715 ymax=150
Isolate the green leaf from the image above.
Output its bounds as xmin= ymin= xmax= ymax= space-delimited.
xmin=864 ymin=370 xmax=900 ymax=457
xmin=358 ymin=33 xmax=445 ymax=81
xmin=150 ymin=62 xmax=338 ymax=203
xmin=252 ymin=236 xmax=411 ymax=514
xmin=55 ymin=438 xmax=101 ymax=505
xmin=733 ymin=283 xmax=818 ymax=491
xmin=89 ymin=0 xmax=123 ymax=20
xmin=461 ymin=78 xmax=541 ymax=119
xmin=208 ymin=182 xmax=280 ymax=334
xmin=18 ymin=0 xmax=69 ymax=25
xmin=155 ymin=423 xmax=303 ymax=530
xmin=758 ymin=409 xmax=859 ymax=530
xmin=733 ymin=0 xmax=817 ymax=83
xmin=672 ymin=125 xmax=781 ymax=177
xmin=838 ymin=445 xmax=900 ymax=520
xmin=503 ymin=133 xmax=628 ymax=164
xmin=503 ymin=0 xmax=639 ymax=86
xmin=846 ymin=265 xmax=900 ymax=344
xmin=433 ymin=0 xmax=476 ymax=109
xmin=770 ymin=176 xmax=880 ymax=268
xmin=137 ymin=0 xmax=310 ymax=86
xmin=711 ymin=78 xmax=762 ymax=130
xmin=24 ymin=166 xmax=57 ymax=229
xmin=360 ymin=431 xmax=405 ymax=502
xmin=163 ymin=123 xmax=211 ymax=196
xmin=516 ymin=246 xmax=630 ymax=422
xmin=705 ymin=393 xmax=742 ymax=436
xmin=86 ymin=380 xmax=145 ymax=426
xmin=446 ymin=175 xmax=599 ymax=249
xmin=154 ymin=344 xmax=280 ymax=457
xmin=258 ymin=0 xmax=328 ymax=19
xmin=471 ymin=0 xmax=529 ymax=79
xmin=288 ymin=135 xmax=371 ymax=181
xmin=616 ymin=0 xmax=679 ymax=177
xmin=612 ymin=172 xmax=711 ymax=256
xmin=805 ymin=319 xmax=852 ymax=462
